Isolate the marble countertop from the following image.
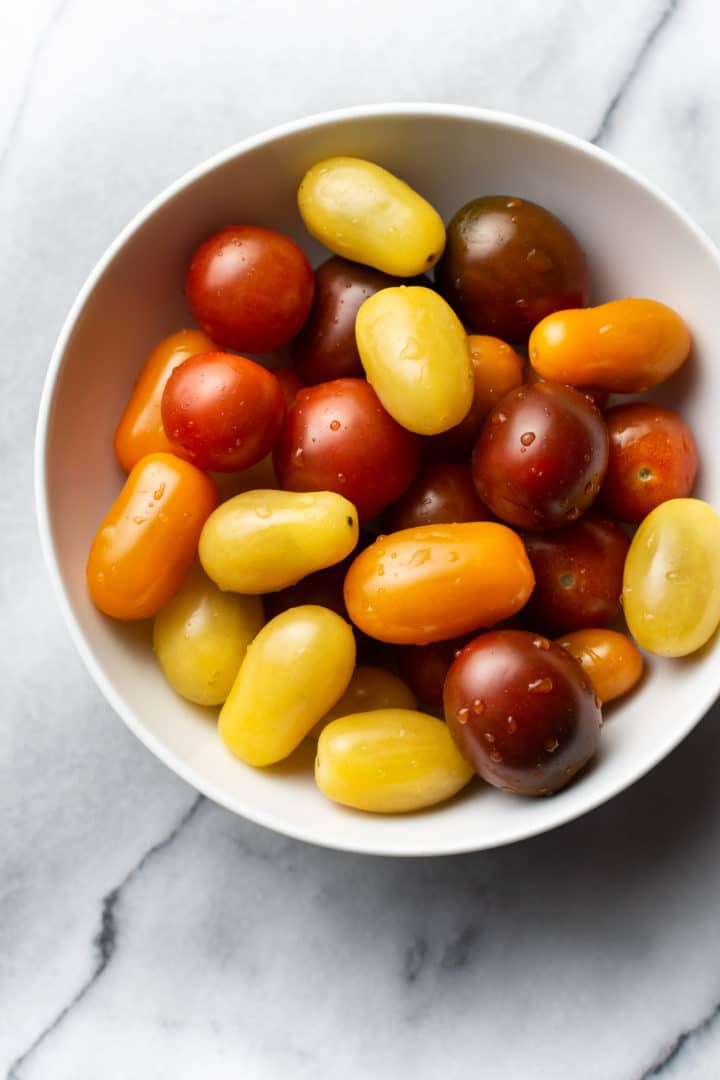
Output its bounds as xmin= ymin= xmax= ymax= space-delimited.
xmin=4 ymin=0 xmax=720 ymax=1077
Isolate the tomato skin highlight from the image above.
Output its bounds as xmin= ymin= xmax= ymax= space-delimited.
xmin=185 ymin=225 xmax=314 ymax=353
xmin=114 ymin=329 xmax=215 ymax=471
xmin=344 ymin=522 xmax=535 ymax=645
xmin=87 ymin=453 xmax=218 ymax=620
xmin=161 ymin=352 xmax=286 ymax=472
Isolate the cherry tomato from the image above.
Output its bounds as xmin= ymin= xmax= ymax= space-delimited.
xmin=556 ymin=629 xmax=643 ymax=704
xmin=87 ymin=453 xmax=217 ymax=620
xmin=529 ymin=299 xmax=691 ymax=393
xmin=274 ymin=366 xmax=304 ymax=408
xmin=472 ymin=382 xmax=609 ymax=530
xmin=273 ymin=379 xmax=421 ymax=522
xmin=199 ymin=489 xmax=359 ymax=594
xmin=308 ymin=665 xmax=417 ymax=740
xmin=291 ymin=256 xmax=399 ymax=383
xmin=397 ymin=636 xmax=470 ymax=711
xmin=623 ymin=498 xmax=720 ymax=657
xmin=315 ymin=709 xmax=473 ymax=813
xmin=344 ymin=522 xmax=535 ymax=645
xmin=436 ymin=195 xmax=590 ymax=343
xmin=601 ymin=403 xmax=698 ymax=523
xmin=298 ymin=157 xmax=446 ymax=277
xmin=185 ymin=225 xmax=314 ymax=353
xmin=425 ymin=335 xmax=525 ymax=458
xmin=385 ymin=461 xmax=491 ymax=531
xmin=161 ymin=352 xmax=286 ymax=472
xmin=444 ymin=630 xmax=602 ymax=795
xmin=219 ymin=605 xmax=357 ymax=766
xmin=114 ymin=329 xmax=215 ymax=471
xmin=523 ymin=362 xmax=609 ymax=412
xmin=355 ymin=286 xmax=473 ymax=435
xmin=522 ymin=515 xmax=629 ymax=634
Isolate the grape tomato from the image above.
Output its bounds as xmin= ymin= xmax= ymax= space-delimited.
xmin=556 ymin=629 xmax=643 ymax=704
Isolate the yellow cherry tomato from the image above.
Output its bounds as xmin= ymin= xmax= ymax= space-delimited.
xmin=153 ymin=564 xmax=264 ymax=706
xmin=87 ymin=452 xmax=217 ymax=620
xmin=556 ymin=629 xmax=644 ymax=704
xmin=344 ymin=522 xmax=535 ymax=645
xmin=114 ymin=329 xmax=216 ymax=471
xmin=315 ymin=708 xmax=474 ymax=813
xmin=355 ymin=286 xmax=473 ymax=435
xmin=623 ymin=498 xmax=720 ymax=657
xmin=529 ymin=299 xmax=691 ymax=393
xmin=199 ymin=489 xmax=359 ymax=594
xmin=219 ymin=605 xmax=356 ymax=766
xmin=307 ymin=665 xmax=417 ymax=740
xmin=297 ymin=157 xmax=445 ymax=277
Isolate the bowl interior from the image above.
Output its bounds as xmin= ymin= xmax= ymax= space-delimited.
xmin=38 ymin=106 xmax=720 ymax=855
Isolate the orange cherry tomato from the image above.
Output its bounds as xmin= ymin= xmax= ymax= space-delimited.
xmin=556 ymin=628 xmax=644 ymax=704
xmin=528 ymin=299 xmax=691 ymax=393
xmin=343 ymin=522 xmax=535 ymax=645
xmin=426 ymin=335 xmax=524 ymax=458
xmin=87 ymin=452 xmax=217 ymax=620
xmin=114 ymin=329 xmax=215 ymax=471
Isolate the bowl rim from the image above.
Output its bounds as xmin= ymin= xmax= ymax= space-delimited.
xmin=34 ymin=102 xmax=720 ymax=856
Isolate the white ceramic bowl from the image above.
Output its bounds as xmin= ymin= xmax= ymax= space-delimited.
xmin=36 ymin=104 xmax=720 ymax=856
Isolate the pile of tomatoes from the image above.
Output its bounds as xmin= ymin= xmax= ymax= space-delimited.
xmin=87 ymin=155 xmax=720 ymax=814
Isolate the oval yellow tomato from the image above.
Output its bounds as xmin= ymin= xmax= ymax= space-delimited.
xmin=315 ymin=709 xmax=474 ymax=813
xmin=298 ymin=156 xmax=445 ymax=276
xmin=623 ymin=498 xmax=720 ymax=656
xmin=344 ymin=522 xmax=535 ymax=644
xmin=355 ymin=286 xmax=473 ymax=435
xmin=219 ymin=605 xmax=356 ymax=766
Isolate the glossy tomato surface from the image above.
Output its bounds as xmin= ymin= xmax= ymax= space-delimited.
xmin=444 ymin=630 xmax=601 ymax=795
xmin=161 ymin=352 xmax=286 ymax=472
xmin=185 ymin=225 xmax=314 ymax=352
xmin=435 ymin=195 xmax=590 ymax=342
xmin=386 ymin=461 xmax=491 ymax=531
xmin=274 ymin=378 xmax=421 ymax=522
xmin=472 ymin=382 xmax=609 ymax=530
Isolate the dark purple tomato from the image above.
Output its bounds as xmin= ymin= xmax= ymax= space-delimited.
xmin=444 ymin=630 xmax=602 ymax=795
xmin=522 ymin=514 xmax=630 ymax=634
xmin=385 ymin=461 xmax=492 ymax=531
xmin=435 ymin=195 xmax=590 ymax=343
xmin=397 ymin=636 xmax=471 ymax=712
xmin=274 ymin=378 xmax=421 ymax=522
xmin=472 ymin=382 xmax=609 ymax=530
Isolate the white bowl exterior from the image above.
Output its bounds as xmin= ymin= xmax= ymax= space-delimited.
xmin=36 ymin=104 xmax=720 ymax=856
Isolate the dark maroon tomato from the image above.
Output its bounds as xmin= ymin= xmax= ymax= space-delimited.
xmin=290 ymin=256 xmax=400 ymax=383
xmin=161 ymin=352 xmax=286 ymax=472
xmin=523 ymin=362 xmax=609 ymax=413
xmin=444 ymin=630 xmax=601 ymax=795
xmin=185 ymin=225 xmax=314 ymax=353
xmin=398 ymin=636 xmax=470 ymax=712
xmin=522 ymin=515 xmax=629 ymax=634
xmin=435 ymin=195 xmax=590 ymax=343
xmin=274 ymin=378 xmax=421 ymax=522
xmin=601 ymin=403 xmax=699 ymax=523
xmin=386 ymin=461 xmax=492 ymax=531
xmin=472 ymin=382 xmax=609 ymax=530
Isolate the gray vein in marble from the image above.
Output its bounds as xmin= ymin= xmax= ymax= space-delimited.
xmin=0 ymin=0 xmax=70 ymax=175
xmin=6 ymin=795 xmax=204 ymax=1080
xmin=592 ymin=0 xmax=682 ymax=144
xmin=638 ymin=998 xmax=720 ymax=1077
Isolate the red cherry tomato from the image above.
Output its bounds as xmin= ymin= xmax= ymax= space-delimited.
xmin=185 ymin=225 xmax=314 ymax=353
xmin=601 ymin=402 xmax=698 ymax=523
xmin=274 ymin=378 xmax=421 ymax=522
xmin=161 ymin=352 xmax=286 ymax=472
xmin=522 ymin=514 xmax=630 ymax=635
xmin=386 ymin=461 xmax=492 ymax=531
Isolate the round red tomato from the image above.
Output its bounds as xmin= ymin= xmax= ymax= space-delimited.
xmin=386 ymin=461 xmax=492 ymax=531
xmin=185 ymin=225 xmax=314 ymax=353
xmin=274 ymin=379 xmax=421 ymax=522
xmin=601 ymin=402 xmax=698 ymax=523
xmin=161 ymin=352 xmax=286 ymax=472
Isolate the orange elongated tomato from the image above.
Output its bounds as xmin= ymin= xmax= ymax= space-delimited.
xmin=87 ymin=452 xmax=217 ymax=620
xmin=344 ymin=522 xmax=535 ymax=644
xmin=528 ymin=299 xmax=691 ymax=393
xmin=114 ymin=329 xmax=215 ymax=471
